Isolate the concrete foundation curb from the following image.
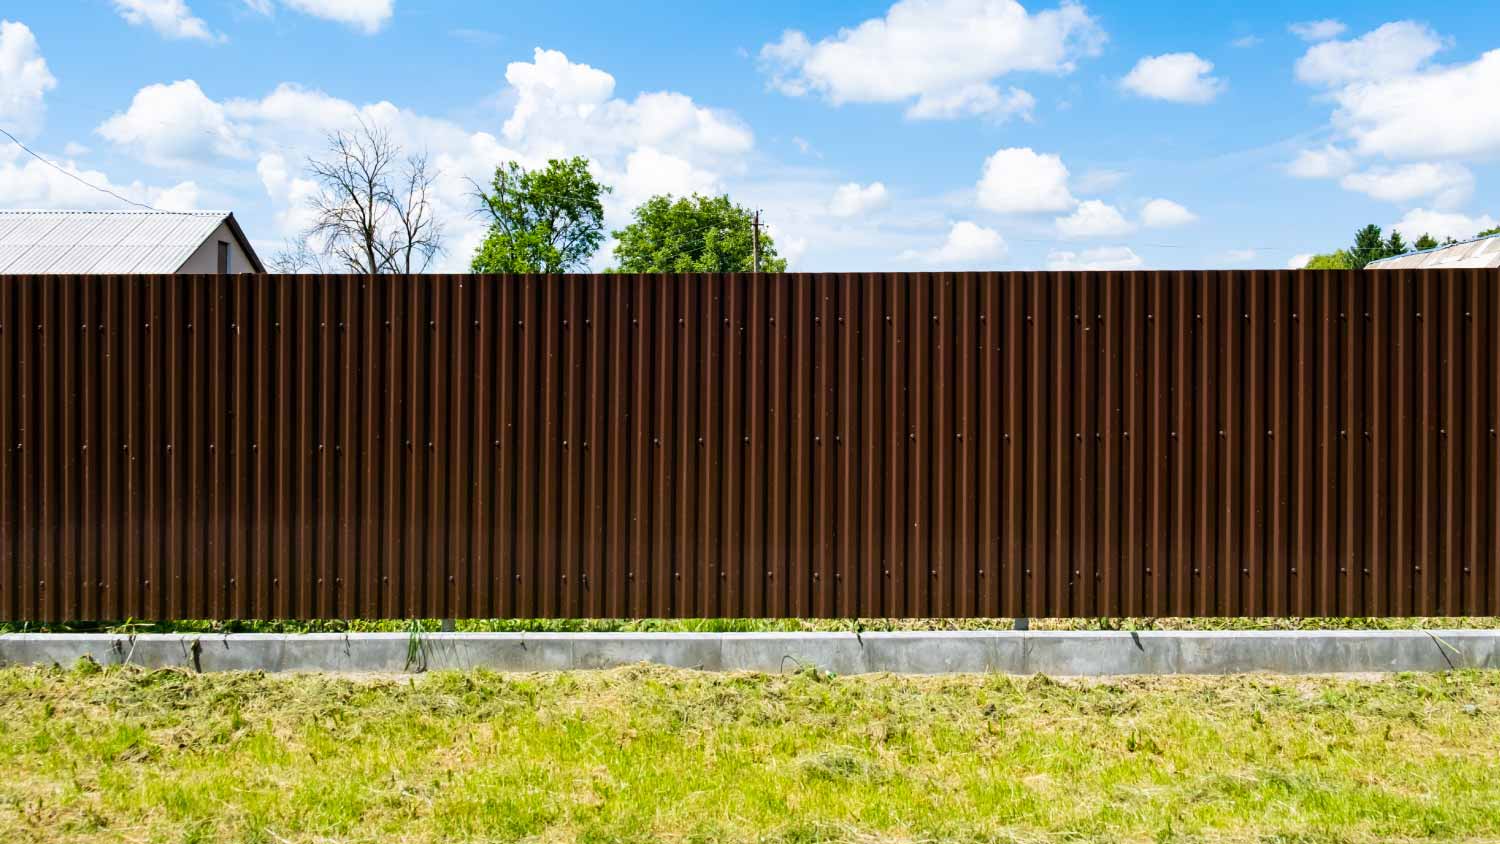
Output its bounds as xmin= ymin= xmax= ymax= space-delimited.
xmin=3 ymin=630 xmax=1498 ymax=676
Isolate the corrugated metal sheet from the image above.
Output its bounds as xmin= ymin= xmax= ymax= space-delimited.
xmin=0 ymin=214 xmax=26 ymax=244
xmin=1368 ymin=234 xmax=1500 ymax=270
xmin=0 ymin=211 xmax=231 ymax=275
xmin=2 ymin=271 xmax=1497 ymax=621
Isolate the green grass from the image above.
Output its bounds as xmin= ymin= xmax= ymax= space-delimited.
xmin=5 ymin=616 xmax=1500 ymax=635
xmin=2 ymin=664 xmax=1499 ymax=843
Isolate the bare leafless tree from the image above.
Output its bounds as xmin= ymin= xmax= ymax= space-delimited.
xmin=274 ymin=120 xmax=445 ymax=274
xmin=377 ymin=153 xmax=444 ymax=274
xmin=268 ymin=236 xmax=327 ymax=273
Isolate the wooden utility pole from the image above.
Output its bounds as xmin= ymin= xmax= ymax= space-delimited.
xmin=752 ymin=209 xmax=761 ymax=273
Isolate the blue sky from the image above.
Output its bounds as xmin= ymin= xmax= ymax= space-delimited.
xmin=2 ymin=0 xmax=1497 ymax=271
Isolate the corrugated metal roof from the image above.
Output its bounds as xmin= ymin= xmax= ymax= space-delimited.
xmin=1366 ymin=233 xmax=1500 ymax=269
xmin=0 ymin=210 xmax=234 ymax=274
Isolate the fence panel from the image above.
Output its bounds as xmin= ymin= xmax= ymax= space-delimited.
xmin=1 ymin=271 xmax=1496 ymax=620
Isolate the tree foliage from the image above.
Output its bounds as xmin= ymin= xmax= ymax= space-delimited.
xmin=1479 ymin=226 xmax=1500 ymax=238
xmin=470 ymin=157 xmax=609 ymax=274
xmin=1303 ymin=250 xmax=1353 ymax=270
xmin=611 ymin=194 xmax=788 ymax=273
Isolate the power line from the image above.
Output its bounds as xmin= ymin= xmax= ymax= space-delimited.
xmin=0 ymin=126 xmax=176 ymax=213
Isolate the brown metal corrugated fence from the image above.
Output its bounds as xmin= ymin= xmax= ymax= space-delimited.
xmin=2 ymin=271 xmax=1497 ymax=620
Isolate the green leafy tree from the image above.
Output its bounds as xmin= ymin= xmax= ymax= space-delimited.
xmin=471 ymin=157 xmax=610 ymax=273
xmin=1479 ymin=226 xmax=1500 ymax=238
xmin=611 ymin=194 xmax=788 ymax=273
xmin=1414 ymin=233 xmax=1439 ymax=251
xmin=1303 ymin=250 xmax=1354 ymax=270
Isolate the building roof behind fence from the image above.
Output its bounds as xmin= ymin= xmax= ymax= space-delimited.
xmin=0 ymin=210 xmax=263 ymax=274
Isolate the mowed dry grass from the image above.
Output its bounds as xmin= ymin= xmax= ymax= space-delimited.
xmin=2 ymin=663 xmax=1499 ymax=843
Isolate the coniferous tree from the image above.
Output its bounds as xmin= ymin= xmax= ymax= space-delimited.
xmin=1349 ymin=224 xmax=1386 ymax=270
xmin=1384 ymin=230 xmax=1408 ymax=257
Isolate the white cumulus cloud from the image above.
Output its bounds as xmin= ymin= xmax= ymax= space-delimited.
xmin=1055 ymin=199 xmax=1133 ymax=238
xmin=1287 ymin=253 xmax=1315 ymax=270
xmin=1294 ymin=21 xmax=1446 ymax=87
xmin=1290 ymin=20 xmax=1500 ymax=167
xmin=1139 ymin=198 xmax=1197 ymax=228
xmin=503 ymin=49 xmax=752 ymax=165
xmin=1046 ymin=245 xmax=1143 ymax=270
xmin=1120 ymin=52 xmax=1225 ymax=104
xmin=1287 ymin=26 xmax=1496 ymax=214
xmin=976 ymin=147 xmax=1075 ymax=213
xmin=0 ymin=20 xmax=57 ymax=137
xmin=900 ymin=221 xmax=1008 ymax=267
xmin=758 ymin=0 xmax=1104 ymax=119
xmin=111 ymin=0 xmax=221 ymax=42
xmin=1288 ymin=19 xmax=1346 ymax=42
xmin=502 ymin=47 xmax=615 ymax=139
xmin=97 ymin=79 xmax=249 ymax=167
xmin=829 ymin=182 xmax=889 ymax=217
xmin=1339 ymin=162 xmax=1472 ymax=208
xmin=1331 ymin=49 xmax=1500 ymax=160
xmin=614 ymin=146 xmax=722 ymax=211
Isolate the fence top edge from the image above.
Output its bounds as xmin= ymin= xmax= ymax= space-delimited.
xmin=2 ymin=268 xmax=1495 ymax=283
